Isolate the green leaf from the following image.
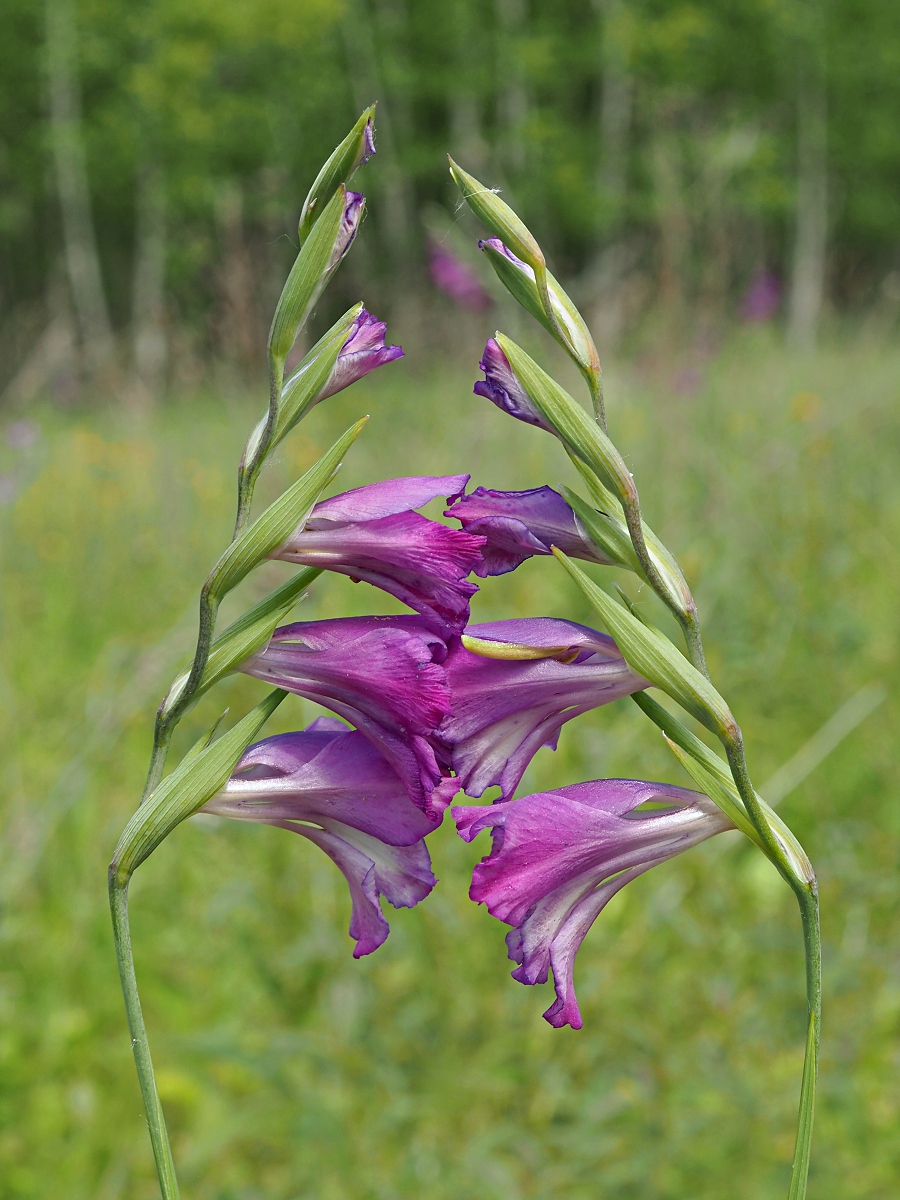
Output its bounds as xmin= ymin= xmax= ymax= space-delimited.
xmin=496 ymin=334 xmax=635 ymax=504
xmin=553 ymin=548 xmax=735 ymax=735
xmin=163 ymin=567 xmax=321 ymax=718
xmin=207 ymin=418 xmax=366 ymax=600
xmin=268 ymin=186 xmax=352 ymax=370
xmin=111 ymin=689 xmax=287 ymax=881
xmin=448 ymin=158 xmax=545 ymax=270
xmin=298 ymin=106 xmax=375 ymax=245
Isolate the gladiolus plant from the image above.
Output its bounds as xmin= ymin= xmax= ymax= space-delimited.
xmin=109 ymin=111 xmax=821 ymax=1200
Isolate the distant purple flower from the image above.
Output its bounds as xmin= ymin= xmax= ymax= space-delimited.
xmin=272 ymin=475 xmax=485 ymax=634
xmin=454 ymin=779 xmax=732 ymax=1027
xmin=474 ymin=338 xmax=554 ymax=433
xmin=240 ymin=615 xmax=458 ymax=818
xmin=436 ymin=618 xmax=648 ymax=799
xmin=445 ymin=485 xmax=612 ymax=577
xmin=317 ymin=309 xmax=404 ymax=401
xmin=741 ymin=269 xmax=781 ymax=323
xmin=203 ymin=718 xmax=438 ymax=957
xmin=428 ymin=239 xmax=492 ymax=311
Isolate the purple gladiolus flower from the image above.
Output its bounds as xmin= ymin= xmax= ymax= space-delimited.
xmin=436 ymin=618 xmax=648 ymax=799
xmin=240 ymin=615 xmax=459 ymax=819
xmin=474 ymin=338 xmax=554 ymax=433
xmin=203 ymin=718 xmax=438 ymax=957
xmin=445 ymin=484 xmax=612 ymax=577
xmin=272 ymin=475 xmax=485 ymax=634
xmin=317 ymin=309 xmax=404 ymax=401
xmin=454 ymin=779 xmax=732 ymax=1027
xmin=428 ymin=239 xmax=492 ymax=311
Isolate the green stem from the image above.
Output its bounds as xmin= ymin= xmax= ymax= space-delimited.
xmin=789 ymin=887 xmax=821 ymax=1200
xmin=587 ymin=371 xmax=607 ymax=435
xmin=234 ymin=356 xmax=282 ymax=539
xmin=724 ymin=730 xmax=820 ymax=1200
xmin=109 ymin=872 xmax=180 ymax=1199
xmin=140 ymin=720 xmax=174 ymax=805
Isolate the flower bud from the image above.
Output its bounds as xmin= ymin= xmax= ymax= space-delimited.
xmin=298 ymin=107 xmax=375 ymax=245
xmin=268 ymin=187 xmax=365 ymax=372
xmin=480 ymin=238 xmax=599 ymax=379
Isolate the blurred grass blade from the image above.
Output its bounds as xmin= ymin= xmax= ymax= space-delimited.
xmin=762 ymin=683 xmax=886 ymax=803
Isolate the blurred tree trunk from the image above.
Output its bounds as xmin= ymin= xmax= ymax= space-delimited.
xmin=495 ymin=0 xmax=528 ymax=174
xmin=45 ymin=0 xmax=114 ymax=376
xmin=342 ymin=0 xmax=414 ymax=279
xmin=650 ymin=99 xmax=689 ymax=322
xmin=788 ymin=14 xmax=828 ymax=350
xmin=214 ymin=181 xmax=262 ymax=373
xmin=448 ymin=0 xmax=488 ymax=173
xmin=131 ymin=162 xmax=167 ymax=394
xmin=582 ymin=0 xmax=633 ymax=349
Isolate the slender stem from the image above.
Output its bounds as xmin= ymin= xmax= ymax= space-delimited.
xmin=587 ymin=371 xmax=608 ymax=434
xmin=725 ymin=729 xmax=820 ymax=1199
xmin=789 ymin=887 xmax=821 ymax=1200
xmin=109 ymin=872 xmax=180 ymax=1199
xmin=234 ymin=356 xmax=282 ymax=540
xmin=140 ymin=719 xmax=174 ymax=805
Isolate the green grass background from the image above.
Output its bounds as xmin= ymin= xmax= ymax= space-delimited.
xmin=1 ymin=328 xmax=898 ymax=1198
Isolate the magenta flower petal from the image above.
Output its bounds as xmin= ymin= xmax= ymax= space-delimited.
xmin=438 ymin=618 xmax=647 ymax=799
xmin=204 ymin=720 xmax=438 ymax=957
xmin=446 ymin=485 xmax=613 ymax=577
xmin=311 ymin=475 xmax=470 ymax=523
xmin=454 ymin=779 xmax=732 ymax=1026
xmin=240 ymin=615 xmax=457 ymax=817
xmin=272 ymin=477 xmax=485 ymax=634
xmin=474 ymin=338 xmax=555 ymax=433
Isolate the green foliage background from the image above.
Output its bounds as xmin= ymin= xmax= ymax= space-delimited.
xmin=2 ymin=0 xmax=900 ymax=354
xmin=1 ymin=329 xmax=898 ymax=1196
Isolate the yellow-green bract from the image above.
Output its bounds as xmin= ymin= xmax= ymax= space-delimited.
xmin=448 ymin=158 xmax=544 ymax=271
xmin=298 ymin=106 xmax=375 ymax=245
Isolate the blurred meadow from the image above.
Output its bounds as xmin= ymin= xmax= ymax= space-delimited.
xmin=1 ymin=0 xmax=900 ymax=1197
xmin=2 ymin=334 xmax=899 ymax=1198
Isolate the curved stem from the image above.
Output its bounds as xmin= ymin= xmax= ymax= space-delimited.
xmin=109 ymin=872 xmax=180 ymax=1199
